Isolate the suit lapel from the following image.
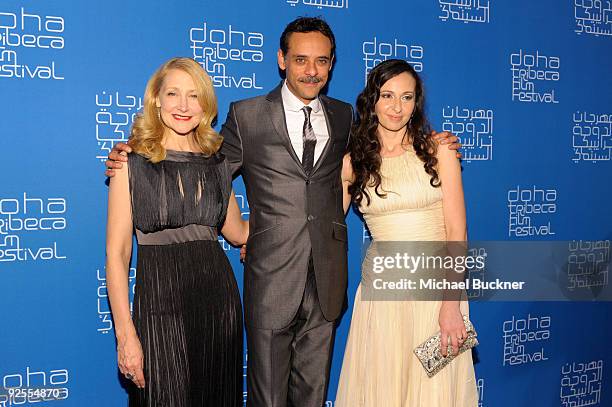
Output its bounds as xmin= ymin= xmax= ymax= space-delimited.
xmin=266 ymin=84 xmax=307 ymax=177
xmin=311 ymin=96 xmax=336 ymax=175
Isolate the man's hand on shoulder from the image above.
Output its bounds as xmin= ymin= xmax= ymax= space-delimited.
xmin=105 ymin=142 xmax=132 ymax=177
xmin=431 ymin=130 xmax=462 ymax=159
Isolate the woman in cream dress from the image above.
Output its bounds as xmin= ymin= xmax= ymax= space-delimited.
xmin=336 ymin=59 xmax=478 ymax=406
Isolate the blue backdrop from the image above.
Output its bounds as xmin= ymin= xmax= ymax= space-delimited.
xmin=1 ymin=0 xmax=611 ymax=406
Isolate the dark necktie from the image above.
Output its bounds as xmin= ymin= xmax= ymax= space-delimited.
xmin=302 ymin=106 xmax=316 ymax=175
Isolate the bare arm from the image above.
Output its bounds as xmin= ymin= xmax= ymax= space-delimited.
xmin=341 ymin=153 xmax=354 ymax=214
xmin=105 ymin=163 xmax=145 ymax=388
xmin=436 ymin=146 xmax=468 ymax=357
xmin=438 ymin=147 xmax=467 ymax=242
xmin=106 ymin=162 xmax=134 ymax=338
xmin=221 ymin=190 xmax=249 ymax=246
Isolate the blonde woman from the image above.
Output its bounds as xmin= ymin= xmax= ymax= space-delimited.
xmin=106 ymin=57 xmax=247 ymax=406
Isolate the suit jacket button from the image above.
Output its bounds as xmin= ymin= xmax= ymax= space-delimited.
xmin=306 ymin=180 xmax=310 ymax=185
xmin=307 ymin=215 xmax=315 ymax=221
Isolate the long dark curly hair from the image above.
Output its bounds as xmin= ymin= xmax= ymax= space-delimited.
xmin=349 ymin=59 xmax=440 ymax=207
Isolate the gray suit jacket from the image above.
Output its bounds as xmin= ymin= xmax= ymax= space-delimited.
xmin=220 ymin=83 xmax=352 ymax=330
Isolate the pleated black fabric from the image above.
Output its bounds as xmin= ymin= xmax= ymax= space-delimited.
xmin=127 ymin=150 xmax=242 ymax=407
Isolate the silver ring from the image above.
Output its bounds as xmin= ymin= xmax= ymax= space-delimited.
xmin=125 ymin=372 xmax=134 ymax=380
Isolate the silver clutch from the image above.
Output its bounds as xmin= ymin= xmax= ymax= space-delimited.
xmin=413 ymin=315 xmax=478 ymax=378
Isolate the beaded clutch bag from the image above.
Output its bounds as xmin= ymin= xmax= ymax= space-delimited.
xmin=413 ymin=315 xmax=478 ymax=378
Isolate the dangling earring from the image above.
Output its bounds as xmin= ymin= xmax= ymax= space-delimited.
xmin=156 ymin=106 xmax=161 ymax=121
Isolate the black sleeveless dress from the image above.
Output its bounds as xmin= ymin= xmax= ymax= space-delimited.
xmin=127 ymin=150 xmax=242 ymax=406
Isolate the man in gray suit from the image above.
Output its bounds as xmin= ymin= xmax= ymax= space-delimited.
xmin=220 ymin=17 xmax=351 ymax=407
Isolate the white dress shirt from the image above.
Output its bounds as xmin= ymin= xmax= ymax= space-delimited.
xmin=281 ymin=80 xmax=330 ymax=164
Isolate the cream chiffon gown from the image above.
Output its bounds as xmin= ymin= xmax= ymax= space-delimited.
xmin=335 ymin=148 xmax=478 ymax=407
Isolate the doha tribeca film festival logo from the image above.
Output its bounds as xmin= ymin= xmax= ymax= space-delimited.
xmin=0 ymin=366 xmax=69 ymax=404
xmin=362 ymin=36 xmax=423 ymax=85
xmin=286 ymin=0 xmax=348 ymax=9
xmin=441 ymin=105 xmax=493 ymax=162
xmin=560 ymin=359 xmax=603 ymax=406
xmin=510 ymin=49 xmax=559 ymax=104
xmin=575 ymin=1 xmax=612 ymax=36
xmin=0 ymin=193 xmax=67 ymax=262
xmin=566 ymin=240 xmax=610 ymax=292
xmin=438 ymin=0 xmax=490 ymax=24
xmin=502 ymin=313 xmax=551 ymax=366
xmin=572 ymin=110 xmax=612 ymax=163
xmin=94 ymin=90 xmax=143 ymax=162
xmin=189 ymin=21 xmax=264 ymax=89
xmin=0 ymin=6 xmax=64 ymax=80
xmin=507 ymin=185 xmax=557 ymax=238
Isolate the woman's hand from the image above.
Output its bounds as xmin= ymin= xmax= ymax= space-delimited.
xmin=117 ymin=332 xmax=145 ymax=388
xmin=438 ymin=302 xmax=467 ymax=357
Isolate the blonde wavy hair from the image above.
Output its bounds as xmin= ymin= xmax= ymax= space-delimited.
xmin=129 ymin=57 xmax=222 ymax=162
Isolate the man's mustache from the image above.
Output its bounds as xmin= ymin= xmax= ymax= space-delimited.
xmin=299 ymin=76 xmax=322 ymax=84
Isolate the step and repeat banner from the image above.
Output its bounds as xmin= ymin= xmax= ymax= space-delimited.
xmin=1 ymin=1 xmax=611 ymax=406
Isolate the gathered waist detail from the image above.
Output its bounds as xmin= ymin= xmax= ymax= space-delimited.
xmin=136 ymin=224 xmax=217 ymax=245
xmin=364 ymin=204 xmax=446 ymax=242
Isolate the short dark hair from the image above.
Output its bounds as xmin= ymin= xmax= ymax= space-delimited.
xmin=279 ymin=17 xmax=336 ymax=58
